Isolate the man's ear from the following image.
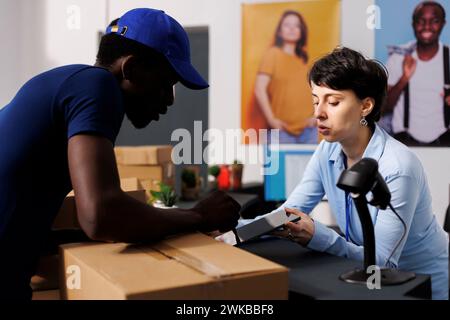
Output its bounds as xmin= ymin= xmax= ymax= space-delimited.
xmin=361 ymin=97 xmax=375 ymax=117
xmin=121 ymin=55 xmax=138 ymax=82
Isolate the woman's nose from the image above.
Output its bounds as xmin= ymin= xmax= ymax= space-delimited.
xmin=314 ymin=103 xmax=327 ymax=120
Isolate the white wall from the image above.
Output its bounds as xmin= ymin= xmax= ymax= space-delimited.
xmin=341 ymin=0 xmax=374 ymax=56
xmin=0 ymin=0 xmax=21 ymax=108
xmin=3 ymin=0 xmax=450 ymax=224
xmin=412 ymin=148 xmax=450 ymax=225
xmin=19 ymin=0 xmax=107 ymax=82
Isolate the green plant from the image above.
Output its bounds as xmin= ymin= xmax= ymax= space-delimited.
xmin=208 ymin=165 xmax=220 ymax=178
xmin=150 ymin=182 xmax=178 ymax=207
xmin=181 ymin=168 xmax=197 ymax=188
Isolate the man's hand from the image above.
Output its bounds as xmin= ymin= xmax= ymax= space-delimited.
xmin=402 ymin=55 xmax=417 ymax=81
xmin=192 ymin=191 xmax=241 ymax=233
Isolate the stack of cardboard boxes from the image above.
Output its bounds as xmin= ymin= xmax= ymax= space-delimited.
xmin=114 ymin=145 xmax=175 ymax=201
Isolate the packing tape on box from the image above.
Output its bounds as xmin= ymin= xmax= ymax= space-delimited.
xmin=150 ymin=243 xmax=229 ymax=279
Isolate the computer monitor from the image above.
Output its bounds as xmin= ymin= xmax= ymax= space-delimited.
xmin=263 ymin=144 xmax=316 ymax=201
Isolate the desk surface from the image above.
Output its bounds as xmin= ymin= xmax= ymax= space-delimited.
xmin=238 ymin=237 xmax=431 ymax=300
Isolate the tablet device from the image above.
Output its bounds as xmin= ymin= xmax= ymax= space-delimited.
xmin=235 ymin=208 xmax=300 ymax=243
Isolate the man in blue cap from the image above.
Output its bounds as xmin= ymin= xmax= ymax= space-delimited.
xmin=0 ymin=8 xmax=240 ymax=300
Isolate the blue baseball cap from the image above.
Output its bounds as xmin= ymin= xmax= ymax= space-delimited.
xmin=106 ymin=8 xmax=208 ymax=90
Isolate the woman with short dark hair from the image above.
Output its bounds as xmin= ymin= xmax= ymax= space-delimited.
xmin=278 ymin=47 xmax=448 ymax=300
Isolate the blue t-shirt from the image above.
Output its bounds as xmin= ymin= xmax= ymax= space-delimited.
xmin=0 ymin=65 xmax=124 ymax=298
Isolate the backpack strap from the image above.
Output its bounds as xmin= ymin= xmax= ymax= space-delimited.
xmin=444 ymin=45 xmax=450 ymax=128
xmin=403 ymin=83 xmax=410 ymax=130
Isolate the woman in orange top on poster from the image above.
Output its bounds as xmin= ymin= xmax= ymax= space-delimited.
xmin=251 ymin=10 xmax=318 ymax=144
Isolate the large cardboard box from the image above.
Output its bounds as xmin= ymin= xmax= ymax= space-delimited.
xmin=59 ymin=232 xmax=288 ymax=300
xmin=53 ymin=178 xmax=146 ymax=230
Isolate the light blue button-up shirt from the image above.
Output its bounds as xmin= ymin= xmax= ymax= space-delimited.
xmin=278 ymin=124 xmax=449 ymax=300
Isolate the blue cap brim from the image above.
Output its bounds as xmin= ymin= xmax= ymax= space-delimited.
xmin=167 ymin=57 xmax=209 ymax=90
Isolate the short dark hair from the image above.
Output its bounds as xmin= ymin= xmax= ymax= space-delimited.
xmin=413 ymin=1 xmax=446 ymax=22
xmin=96 ymin=18 xmax=167 ymax=67
xmin=308 ymin=47 xmax=388 ymax=125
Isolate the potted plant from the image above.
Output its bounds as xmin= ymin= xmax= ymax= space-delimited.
xmin=181 ymin=167 xmax=201 ymax=201
xmin=208 ymin=165 xmax=220 ymax=191
xmin=150 ymin=182 xmax=178 ymax=208
xmin=230 ymin=160 xmax=244 ymax=190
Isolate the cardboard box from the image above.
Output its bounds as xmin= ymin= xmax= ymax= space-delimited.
xmin=114 ymin=146 xmax=173 ymax=166
xmin=117 ymin=164 xmax=174 ymax=188
xmin=31 ymin=254 xmax=60 ymax=291
xmin=119 ymin=177 xmax=145 ymax=193
xmin=114 ymin=145 xmax=175 ymax=190
xmin=116 ymin=164 xmax=174 ymax=201
xmin=59 ymin=232 xmax=288 ymax=300
xmin=32 ymin=289 xmax=60 ymax=300
xmin=53 ymin=178 xmax=147 ymax=230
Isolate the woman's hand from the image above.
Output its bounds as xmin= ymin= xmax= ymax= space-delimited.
xmin=282 ymin=208 xmax=315 ymax=246
xmin=268 ymin=117 xmax=288 ymax=130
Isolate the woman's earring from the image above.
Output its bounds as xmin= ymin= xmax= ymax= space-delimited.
xmin=360 ymin=116 xmax=368 ymax=127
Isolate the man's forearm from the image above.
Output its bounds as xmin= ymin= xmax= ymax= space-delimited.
xmin=79 ymin=191 xmax=202 ymax=243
